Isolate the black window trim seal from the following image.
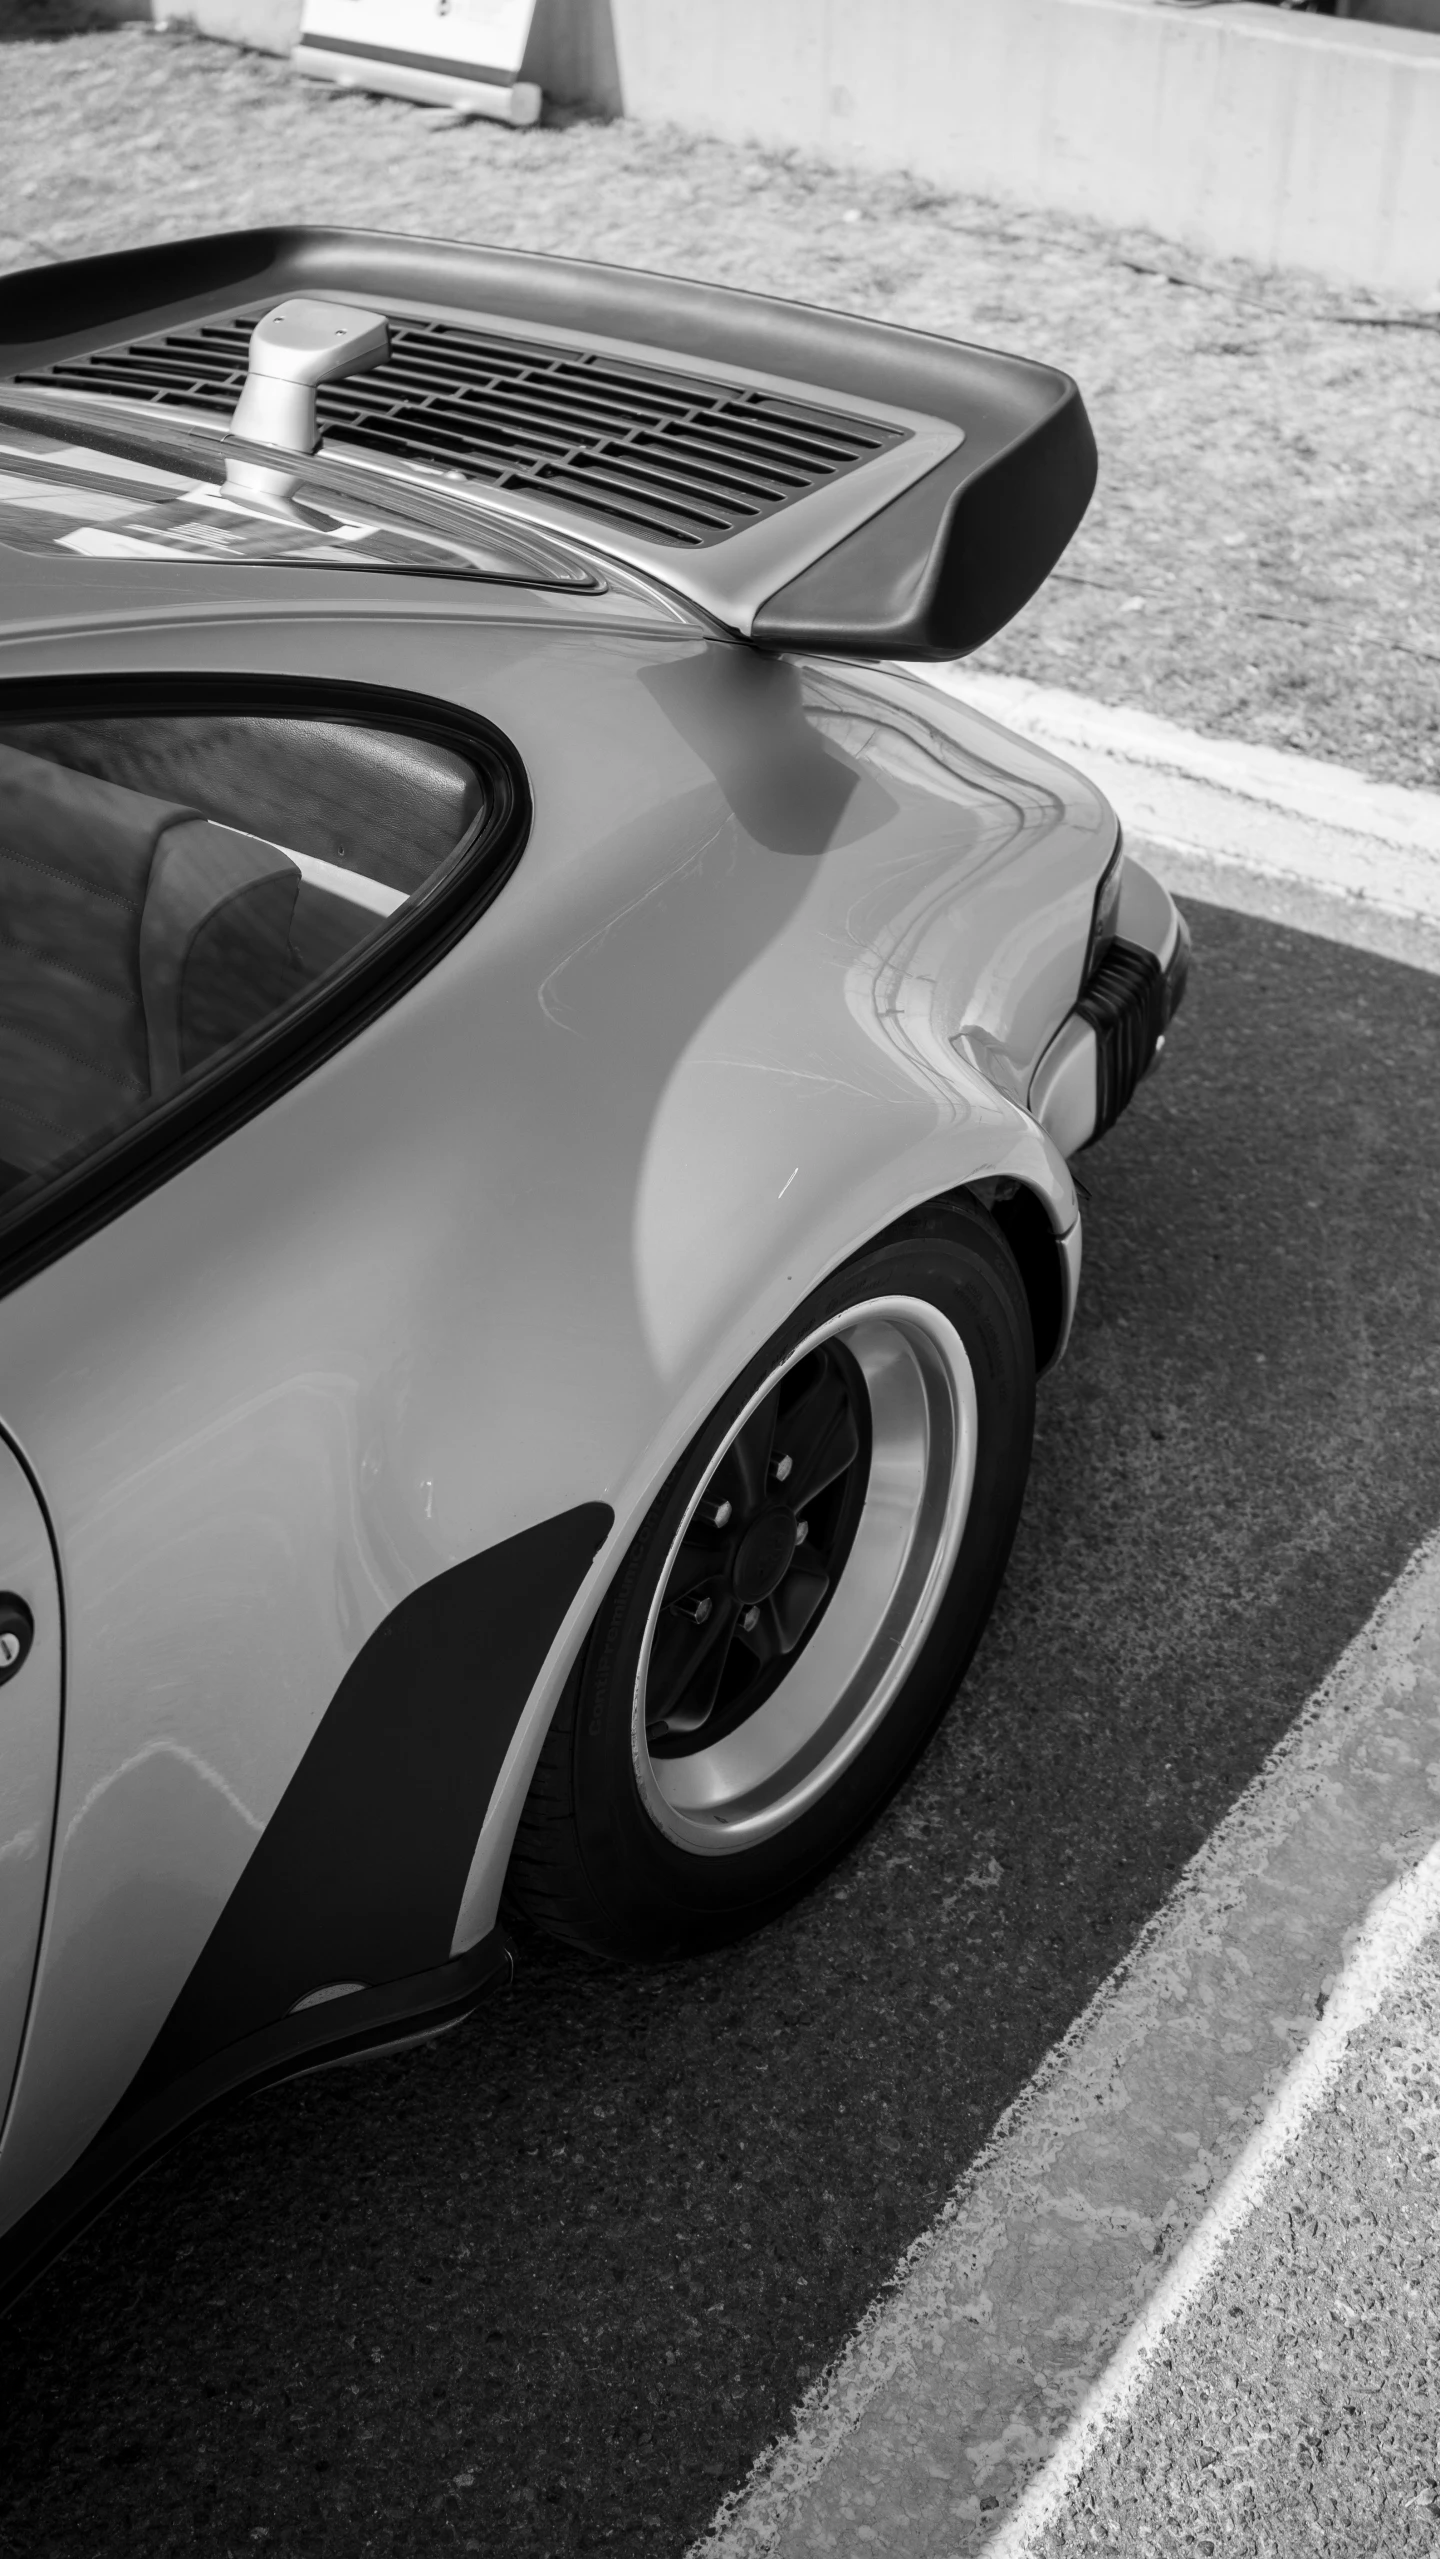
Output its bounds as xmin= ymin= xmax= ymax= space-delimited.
xmin=0 ymin=670 xmax=531 ymax=1301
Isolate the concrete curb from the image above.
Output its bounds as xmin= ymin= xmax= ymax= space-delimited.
xmin=919 ymin=667 xmax=1440 ymax=977
xmin=989 ymin=1841 xmax=1440 ymax=2556
xmin=692 ymin=1532 xmax=1440 ymax=2559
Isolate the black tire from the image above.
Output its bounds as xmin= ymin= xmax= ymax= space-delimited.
xmin=506 ymin=1195 xmax=1035 ymax=1958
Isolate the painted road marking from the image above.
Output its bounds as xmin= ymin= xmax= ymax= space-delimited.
xmin=988 ymin=1840 xmax=1440 ymax=2556
xmin=1008 ymin=1887 xmax=1440 ymax=2553
xmin=689 ymin=1531 xmax=1440 ymax=2557
xmin=921 ymin=667 xmax=1440 ymax=978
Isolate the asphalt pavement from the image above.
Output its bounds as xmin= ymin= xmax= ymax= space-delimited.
xmin=724 ymin=1511 xmax=1440 ymax=2553
xmin=4 ymin=897 xmax=1440 ymax=2559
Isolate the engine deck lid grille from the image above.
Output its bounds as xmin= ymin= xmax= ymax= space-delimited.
xmin=0 ymin=229 xmax=1098 ymax=656
xmin=21 ymin=312 xmax=905 ymax=552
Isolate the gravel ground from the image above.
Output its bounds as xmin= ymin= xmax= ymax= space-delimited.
xmin=1 ymin=20 xmax=1438 ymax=788
xmin=1036 ymin=1923 xmax=1440 ymax=2557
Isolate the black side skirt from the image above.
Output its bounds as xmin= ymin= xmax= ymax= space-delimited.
xmin=0 ymin=1497 xmax=615 ymax=2314
xmin=0 ymin=1929 xmax=511 ymax=2317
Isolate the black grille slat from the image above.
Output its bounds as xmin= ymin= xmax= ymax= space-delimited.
xmin=19 ymin=309 xmax=906 ymax=548
xmin=373 ymin=382 xmax=650 ymax=444
xmin=42 ymin=358 xmax=236 ymax=407
xmin=677 ymin=415 xmax=851 ymax=466
xmin=644 ymin=434 xmax=811 ymax=498
xmin=549 ymin=456 xmax=739 ymax=525
xmin=335 ymin=417 xmax=586 ymax=478
xmin=536 ymin=478 xmax=728 ymax=542
xmin=573 ymin=447 xmax=790 ymax=516
xmin=337 ymin=391 xmax=583 ymax=459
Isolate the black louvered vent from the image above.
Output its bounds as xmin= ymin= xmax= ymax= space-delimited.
xmin=21 ymin=313 xmax=906 ymax=548
xmin=1077 ymin=939 xmax=1166 ymax=1143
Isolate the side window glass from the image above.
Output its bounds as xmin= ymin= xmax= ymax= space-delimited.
xmin=0 ymin=699 xmax=498 ymax=1224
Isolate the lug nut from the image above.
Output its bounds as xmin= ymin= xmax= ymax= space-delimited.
xmin=696 ymin=1497 xmax=732 ymax=1529
xmin=795 ymin=1519 xmax=809 ymax=1544
xmin=673 ymin=1594 xmax=713 ymax=1624
xmin=770 ymin=1453 xmax=793 ymax=1483
xmin=740 ymin=1604 xmax=760 ymax=1633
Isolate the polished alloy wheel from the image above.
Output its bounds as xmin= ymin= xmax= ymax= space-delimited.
xmin=631 ymin=1296 xmax=978 ymax=1855
xmin=508 ymin=1198 xmax=1034 ymax=1958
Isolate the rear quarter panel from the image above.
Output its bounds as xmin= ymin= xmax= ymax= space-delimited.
xmin=0 ymin=582 xmax=1104 ymax=2225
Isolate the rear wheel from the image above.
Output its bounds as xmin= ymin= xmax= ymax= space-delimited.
xmin=507 ymin=1196 xmax=1035 ymax=1957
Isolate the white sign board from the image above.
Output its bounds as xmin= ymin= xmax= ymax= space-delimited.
xmin=296 ymin=0 xmax=541 ymax=120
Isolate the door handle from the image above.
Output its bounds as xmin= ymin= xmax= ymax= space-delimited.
xmin=0 ymin=1596 xmax=34 ymax=1684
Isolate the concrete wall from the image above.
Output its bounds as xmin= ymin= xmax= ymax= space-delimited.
xmin=607 ymin=0 xmax=1440 ymax=303
xmin=27 ymin=0 xmax=1438 ymax=303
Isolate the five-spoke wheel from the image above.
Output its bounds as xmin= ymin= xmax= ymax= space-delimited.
xmin=508 ymin=1196 xmax=1036 ymax=1956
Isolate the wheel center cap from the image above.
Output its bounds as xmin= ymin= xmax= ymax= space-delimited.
xmin=732 ymin=1506 xmax=799 ymax=1605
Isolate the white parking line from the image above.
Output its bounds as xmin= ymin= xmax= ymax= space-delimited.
xmin=690 ymin=1530 xmax=1440 ymax=2559
xmin=986 ymin=1836 xmax=1440 ymax=2558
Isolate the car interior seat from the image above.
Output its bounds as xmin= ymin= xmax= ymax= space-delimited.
xmin=0 ymin=741 xmax=306 ymax=1187
xmin=0 ymin=714 xmax=483 ymax=896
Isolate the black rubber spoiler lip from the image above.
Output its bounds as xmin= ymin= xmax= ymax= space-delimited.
xmin=0 ymin=225 xmax=1097 ymax=659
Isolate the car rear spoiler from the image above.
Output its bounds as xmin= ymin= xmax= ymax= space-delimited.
xmin=0 ymin=227 xmax=1096 ymax=661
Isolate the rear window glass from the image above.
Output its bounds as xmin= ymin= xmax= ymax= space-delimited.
xmin=0 ymin=701 xmax=496 ymax=1220
xmin=0 ymin=422 xmax=596 ymax=584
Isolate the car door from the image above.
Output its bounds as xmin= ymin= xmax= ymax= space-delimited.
xmin=0 ymin=1430 xmax=61 ymax=2142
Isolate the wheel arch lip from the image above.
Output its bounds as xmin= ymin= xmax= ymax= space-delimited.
xmin=454 ymin=1118 xmax=1077 ymax=1957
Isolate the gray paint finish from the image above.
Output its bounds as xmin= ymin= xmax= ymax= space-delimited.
xmin=0 ymin=1435 xmax=60 ymax=2146
xmin=0 ymin=564 xmax=1112 ymax=2246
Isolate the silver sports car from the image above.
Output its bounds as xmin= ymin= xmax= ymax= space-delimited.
xmin=0 ymin=228 xmax=1186 ymax=2302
